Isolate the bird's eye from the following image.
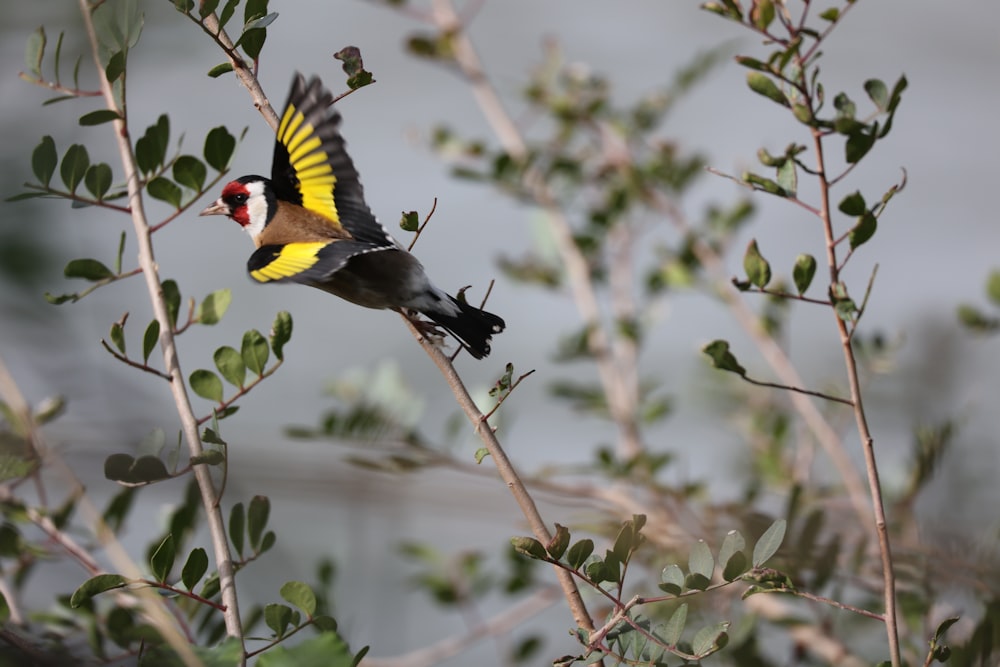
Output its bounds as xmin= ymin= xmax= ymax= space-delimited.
xmin=226 ymin=192 xmax=248 ymax=207
xmin=232 ymin=194 xmax=248 ymax=205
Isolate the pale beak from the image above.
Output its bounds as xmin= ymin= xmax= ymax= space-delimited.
xmin=199 ymin=199 xmax=230 ymax=217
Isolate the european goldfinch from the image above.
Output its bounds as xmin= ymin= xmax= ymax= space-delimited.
xmin=200 ymin=74 xmax=505 ymax=359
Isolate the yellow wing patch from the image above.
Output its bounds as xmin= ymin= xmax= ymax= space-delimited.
xmin=250 ymin=241 xmax=329 ymax=283
xmin=277 ymin=105 xmax=340 ymax=224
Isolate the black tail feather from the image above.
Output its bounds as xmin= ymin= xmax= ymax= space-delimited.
xmin=425 ymin=297 xmax=505 ymax=359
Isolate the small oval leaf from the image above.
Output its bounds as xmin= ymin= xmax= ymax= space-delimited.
xmin=181 ymin=548 xmax=208 ymax=591
xmin=65 ymin=258 xmax=113 ymax=281
xmin=752 ymin=519 xmax=786 ymax=567
xmin=79 ymin=109 xmax=122 ymax=126
xmin=213 ymin=346 xmax=246 ymax=388
xmin=84 ymin=163 xmax=113 ymax=200
xmin=147 ymin=177 xmax=183 ymax=208
xmin=743 ymin=239 xmax=772 ymax=288
xmin=269 ymin=311 xmax=293 ymax=360
xmin=32 ymin=136 xmax=58 ymax=186
xmin=150 ymin=534 xmax=176 ymax=583
xmin=60 ymin=144 xmax=90 ymax=193
xmin=204 ymin=126 xmax=236 ymax=171
xmin=241 ymin=329 xmax=269 ymax=376
xmin=189 ymin=369 xmax=223 ymax=402
xmin=792 ymin=254 xmax=817 ymax=295
xmin=71 ymin=574 xmax=128 ymax=607
xmin=280 ymin=580 xmax=317 ymax=617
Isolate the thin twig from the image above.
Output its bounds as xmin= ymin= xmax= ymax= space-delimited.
xmin=100 ymin=339 xmax=172 ymax=381
xmin=741 ymin=375 xmax=854 ymax=406
xmin=401 ymin=315 xmax=596 ymax=636
xmin=406 ymin=197 xmax=438 ymax=252
xmin=808 ymin=82 xmax=900 ymax=667
xmin=482 ymin=369 xmax=536 ymax=421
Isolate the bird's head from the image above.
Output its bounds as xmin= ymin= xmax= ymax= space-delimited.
xmin=200 ymin=175 xmax=275 ymax=242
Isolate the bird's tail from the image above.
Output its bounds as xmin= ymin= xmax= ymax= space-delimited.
xmin=425 ymin=296 xmax=506 ymax=360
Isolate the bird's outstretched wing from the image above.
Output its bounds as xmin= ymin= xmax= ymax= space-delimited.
xmin=247 ymin=240 xmax=388 ymax=285
xmin=270 ymin=74 xmax=398 ymax=248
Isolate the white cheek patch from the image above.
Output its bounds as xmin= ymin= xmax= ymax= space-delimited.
xmin=243 ymin=179 xmax=270 ymax=240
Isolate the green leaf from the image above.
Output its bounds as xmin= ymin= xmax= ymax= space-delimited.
xmin=247 ymin=495 xmax=270 ymax=551
xmin=691 ymin=622 xmax=729 ymax=657
xmin=60 ymin=144 xmax=90 ymax=193
xmin=849 ymin=211 xmax=877 ymax=250
xmin=229 ymin=503 xmax=245 ymax=556
xmin=752 ymin=519 xmax=786 ymax=566
xmin=243 ymin=12 xmax=277 ymax=31
xmin=147 ymin=177 xmax=182 ymax=208
xmin=32 ymin=136 xmax=58 ymax=186
xmin=189 ymin=369 xmax=223 ymax=402
xmin=546 ymin=523 xmax=570 ymax=560
xmin=135 ymin=115 xmax=170 ymax=174
xmin=207 ymin=62 xmax=234 ymax=78
xmin=751 ymin=0 xmax=775 ymax=30
xmin=190 ymin=449 xmax=225 ymax=466
xmin=65 ymin=258 xmax=113 ymax=281
xmin=864 ymin=78 xmax=889 ymax=111
xmin=702 ymin=339 xmax=746 ymax=376
xmin=718 ymin=530 xmax=747 ymax=579
xmin=142 ymin=319 xmax=159 ymax=363
xmin=218 ymin=0 xmax=240 ymax=27
xmin=264 ymin=603 xmax=293 ymax=637
xmin=280 ymin=580 xmax=317 ymax=617
xmin=214 ymin=346 xmax=245 ymax=387
xmin=110 ymin=321 xmax=126 ymax=354
xmin=511 ymin=536 xmax=547 ymax=560
xmin=204 ymin=126 xmax=236 ymax=171
xmin=987 ymin=270 xmax=1000 ymax=306
xmin=70 ymin=574 xmax=128 ymax=607
xmin=722 ymin=549 xmax=748 ymax=582
xmin=150 ymin=534 xmax=176 ymax=583
xmin=399 ymin=210 xmax=419 ymax=232
xmin=689 ymin=539 xmax=714 ymax=580
xmin=173 ymin=155 xmax=207 ymax=191
xmin=198 ymin=289 xmax=232 ymax=325
xmin=24 ymin=26 xmax=45 ymax=77
xmin=79 ymin=109 xmax=121 ymax=126
xmin=104 ymin=453 xmax=170 ymax=484
xmin=161 ymin=279 xmax=181 ymax=329
xmin=661 ymin=603 xmax=687 ymax=645
xmin=84 ymin=163 xmax=113 ymax=200
xmin=269 ymin=310 xmax=293 ymax=360
xmin=819 ymin=7 xmax=839 ymax=21
xmin=105 ymin=50 xmax=125 ymax=83
xmin=565 ymin=539 xmax=594 ymax=570
xmin=743 ymin=239 xmax=772 ymax=288
xmin=838 ymin=190 xmax=866 ymax=216
xmin=792 ymin=254 xmax=817 ymax=295
xmin=746 ymin=72 xmax=788 ymax=107
xmin=242 ymin=329 xmax=269 ymax=376
xmin=180 ymin=548 xmax=208 ymax=591
xmin=658 ymin=563 xmax=684 ymax=595
xmin=775 ymin=159 xmax=796 ymax=197
xmin=845 ymin=126 xmax=877 ymax=164
xmin=742 ymin=171 xmax=788 ymax=196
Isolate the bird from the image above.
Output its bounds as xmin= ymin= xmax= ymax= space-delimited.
xmin=200 ymin=73 xmax=505 ymax=359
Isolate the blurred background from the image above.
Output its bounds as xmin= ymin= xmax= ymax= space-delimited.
xmin=1 ymin=1 xmax=999 ymax=664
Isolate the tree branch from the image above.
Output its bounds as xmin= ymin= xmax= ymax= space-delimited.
xmin=78 ymin=0 xmax=245 ymax=658
xmin=401 ymin=316 xmax=596 ymax=635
